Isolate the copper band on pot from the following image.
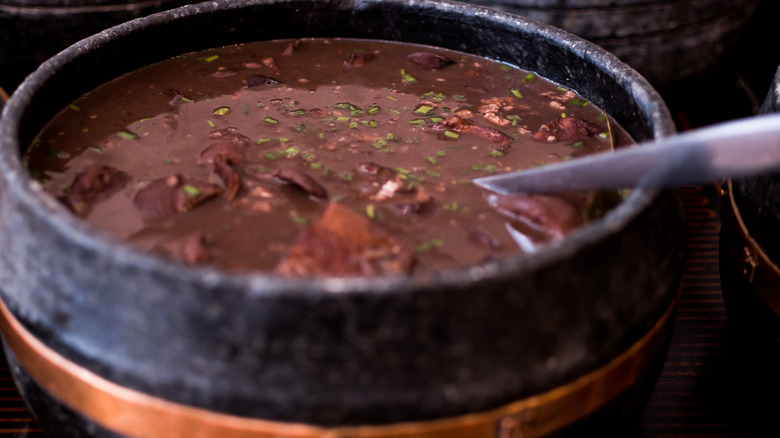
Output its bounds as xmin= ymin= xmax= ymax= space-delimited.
xmin=0 ymin=293 xmax=677 ymax=438
xmin=722 ymin=179 xmax=780 ymax=314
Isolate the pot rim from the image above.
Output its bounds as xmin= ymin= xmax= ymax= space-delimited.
xmin=0 ymin=0 xmax=675 ymax=298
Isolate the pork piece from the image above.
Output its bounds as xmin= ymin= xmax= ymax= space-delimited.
xmin=246 ymin=74 xmax=281 ymax=88
xmin=343 ymin=53 xmax=376 ymax=69
xmin=391 ymin=187 xmax=435 ymax=217
xmin=358 ymin=161 xmax=395 ymax=177
xmin=534 ymin=117 xmax=601 ymax=143
xmin=431 ymin=115 xmax=513 ymax=150
xmin=59 ymin=165 xmax=128 ymax=215
xmin=168 ymin=233 xmax=214 ymax=266
xmin=212 ymin=155 xmax=241 ymax=201
xmin=485 ymin=192 xmax=586 ymax=239
xmin=198 ymin=129 xmax=250 ymax=165
xmin=133 ymin=175 xmax=222 ymax=221
xmin=276 ymin=202 xmax=415 ymax=277
xmin=478 ymin=97 xmax=528 ymax=127
xmin=271 ymin=167 xmax=328 ymax=199
xmin=406 ymin=51 xmax=454 ymax=69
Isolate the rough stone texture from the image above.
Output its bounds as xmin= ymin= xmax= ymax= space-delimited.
xmin=732 ymin=65 xmax=780 ymax=263
xmin=460 ymin=0 xmax=761 ymax=85
xmin=0 ymin=0 xmax=684 ymax=427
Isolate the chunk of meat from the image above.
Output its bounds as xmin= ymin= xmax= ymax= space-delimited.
xmin=485 ymin=192 xmax=585 ymax=239
xmin=59 ymin=165 xmax=127 ymax=215
xmin=343 ymin=53 xmax=376 ymax=69
xmin=276 ymin=202 xmax=415 ymax=277
xmin=272 ymin=167 xmax=328 ymax=199
xmin=133 ymin=175 xmax=222 ymax=221
xmin=212 ymin=155 xmax=241 ymax=201
xmin=431 ymin=115 xmax=513 ymax=149
xmin=169 ymin=233 xmax=213 ymax=266
xmin=406 ymin=51 xmax=454 ymax=69
xmin=534 ymin=117 xmax=601 ymax=143
xmin=247 ymin=74 xmax=281 ymax=88
xmin=198 ymin=128 xmax=250 ymax=165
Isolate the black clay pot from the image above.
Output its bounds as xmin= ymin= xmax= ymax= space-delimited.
xmin=719 ymin=65 xmax=780 ymax=346
xmin=458 ymin=0 xmax=761 ymax=86
xmin=0 ymin=0 xmax=194 ymax=93
xmin=0 ymin=1 xmax=685 ymax=437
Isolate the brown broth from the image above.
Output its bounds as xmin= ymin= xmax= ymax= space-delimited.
xmin=24 ymin=38 xmax=633 ymax=275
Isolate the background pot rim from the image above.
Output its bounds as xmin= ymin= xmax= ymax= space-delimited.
xmin=0 ymin=0 xmax=676 ymax=297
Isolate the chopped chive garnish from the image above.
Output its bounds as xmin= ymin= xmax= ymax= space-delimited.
xmin=69 ymin=104 xmax=81 ymax=112
xmin=257 ymin=138 xmax=272 ymax=144
xmin=499 ymin=64 xmax=512 ymax=71
xmin=509 ymin=89 xmax=523 ymax=98
xmin=400 ymin=69 xmax=417 ymax=82
xmin=427 ymin=156 xmax=438 ymax=165
xmin=165 ymin=158 xmax=173 ymax=164
xmin=296 ymin=123 xmax=307 ymax=132
xmin=557 ymin=86 xmax=569 ymax=91
xmin=265 ymin=151 xmax=279 ymax=160
xmin=336 ymin=116 xmax=351 ymax=122
xmin=291 ymin=109 xmax=306 ymax=116
xmin=453 ymin=94 xmax=466 ymax=101
xmin=292 ymin=216 xmax=309 ymax=225
xmin=387 ymin=95 xmax=399 ymax=101
xmin=386 ymin=133 xmax=395 ymax=140
xmin=571 ymin=141 xmax=584 ymax=149
xmin=317 ymin=132 xmax=325 ymax=140
xmin=284 ymin=146 xmax=300 ymax=156
xmin=414 ymin=104 xmax=435 ymax=115
xmin=180 ymin=96 xmax=195 ymax=103
xmin=425 ymin=170 xmax=441 ymax=178
xmin=207 ymin=120 xmax=216 ymax=128
xmin=310 ymin=162 xmax=323 ymax=170
xmin=395 ymin=167 xmax=410 ymax=175
xmin=409 ymin=119 xmax=427 ymax=126
xmin=88 ymin=146 xmax=102 ymax=153
xmin=349 ymin=121 xmax=358 ymax=129
xmin=117 ymin=131 xmax=139 ymax=140
xmin=437 ymin=150 xmax=446 ymax=157
xmin=489 ymin=150 xmax=505 ymax=158
xmin=182 ymin=185 xmax=202 ymax=197
xmin=389 ymin=108 xmax=401 ymax=115
xmin=366 ymin=204 xmax=376 ymax=219
xmin=372 ymin=139 xmax=388 ymax=149
xmin=598 ymin=113 xmax=608 ymax=122
xmin=429 ymin=117 xmax=444 ymax=123
xmin=368 ymin=105 xmax=381 ymax=115
xmin=570 ymin=98 xmax=590 ymax=107
xmin=264 ymin=117 xmax=278 ymax=124
xmin=524 ymin=73 xmax=536 ymax=82
xmin=444 ymin=130 xmax=460 ymax=139
xmin=213 ymin=106 xmax=231 ymax=116
xmin=340 ymin=173 xmax=353 ymax=181
xmin=203 ymin=55 xmax=219 ymax=62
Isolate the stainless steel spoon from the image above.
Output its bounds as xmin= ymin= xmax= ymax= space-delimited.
xmin=472 ymin=113 xmax=780 ymax=194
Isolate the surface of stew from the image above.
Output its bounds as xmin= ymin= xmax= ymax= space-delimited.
xmin=25 ymin=38 xmax=632 ymax=276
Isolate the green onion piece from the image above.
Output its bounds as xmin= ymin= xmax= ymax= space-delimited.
xmin=401 ymin=69 xmax=417 ymax=82
xmin=571 ymin=141 xmax=584 ymax=149
xmin=524 ymin=73 xmax=536 ymax=82
xmin=409 ymin=119 xmax=427 ymax=126
xmin=265 ymin=151 xmax=278 ymax=160
xmin=437 ymin=150 xmax=446 ymax=157
xmin=182 ymin=185 xmax=202 ymax=197
xmin=310 ymin=162 xmax=323 ymax=170
xmin=372 ymin=139 xmax=387 ymax=149
xmin=366 ymin=204 xmax=376 ymax=219
xmin=368 ymin=105 xmax=381 ymax=115
xmin=500 ymin=64 xmax=512 ymax=71
xmin=425 ymin=170 xmax=441 ymax=178
xmin=386 ymin=133 xmax=395 ymax=140
xmin=395 ymin=167 xmax=410 ymax=175
xmin=336 ymin=116 xmax=351 ymax=122
xmin=429 ymin=117 xmax=444 ymax=123
xmin=387 ymin=96 xmax=399 ymax=101
xmin=349 ymin=121 xmax=358 ymax=129
xmin=284 ymin=146 xmax=300 ymax=156
xmin=489 ymin=150 xmax=505 ymax=158
xmin=444 ymin=130 xmax=460 ymax=139
xmin=296 ymin=123 xmax=307 ymax=132
xmin=265 ymin=117 xmax=278 ymax=124
xmin=117 ymin=131 xmax=139 ymax=140
xmin=414 ymin=104 xmax=435 ymax=115
xmin=207 ymin=120 xmax=216 ymax=128
xmin=69 ymin=104 xmax=81 ymax=112
xmin=292 ymin=216 xmax=309 ymax=225
xmin=292 ymin=109 xmax=306 ymax=116
xmin=389 ymin=108 xmax=401 ymax=115
xmin=257 ymin=138 xmax=272 ymax=144
xmin=427 ymin=157 xmax=438 ymax=165
xmin=213 ymin=106 xmax=231 ymax=116
xmin=317 ymin=132 xmax=325 ymax=140
xmin=509 ymin=89 xmax=523 ymax=98
xmin=340 ymin=173 xmax=353 ymax=181
xmin=180 ymin=96 xmax=194 ymax=103
xmin=204 ymin=55 xmax=220 ymax=62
